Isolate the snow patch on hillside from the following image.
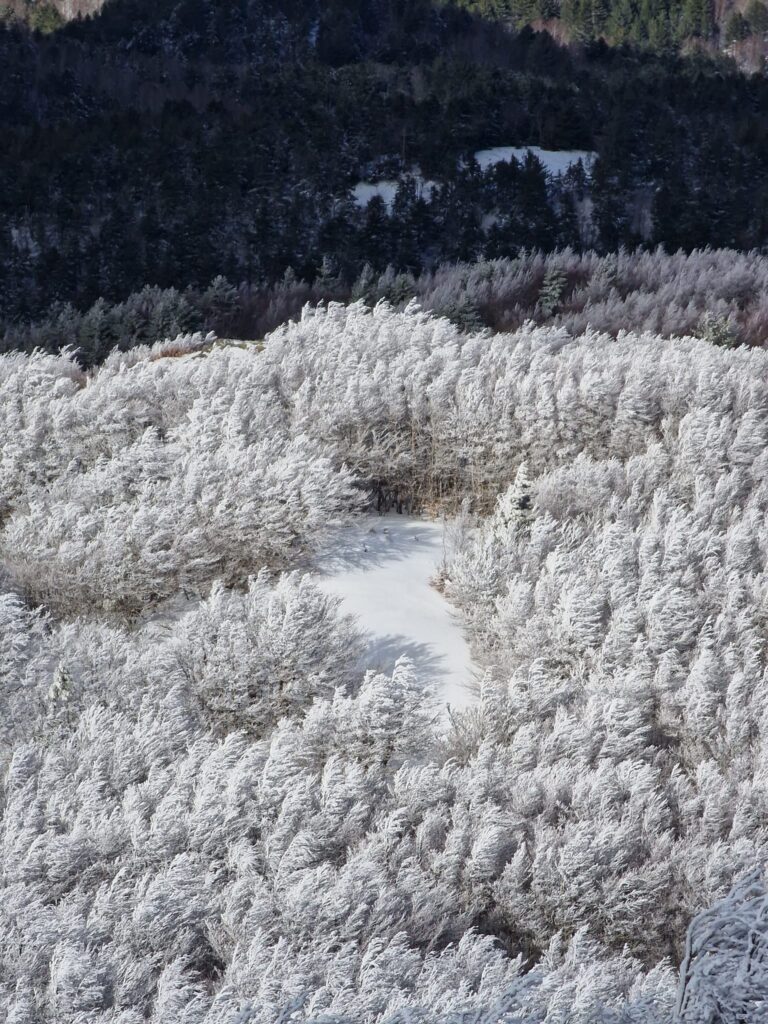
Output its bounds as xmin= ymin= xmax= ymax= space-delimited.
xmin=352 ymin=178 xmax=438 ymax=210
xmin=351 ymin=149 xmax=594 ymax=210
xmin=315 ymin=517 xmax=478 ymax=710
xmin=474 ymin=146 xmax=596 ymax=176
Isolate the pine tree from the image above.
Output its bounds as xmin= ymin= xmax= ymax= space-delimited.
xmin=538 ymin=266 xmax=567 ymax=317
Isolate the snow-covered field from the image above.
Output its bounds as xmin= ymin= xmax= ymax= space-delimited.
xmin=315 ymin=516 xmax=477 ymax=710
xmin=474 ymin=145 xmax=596 ymax=175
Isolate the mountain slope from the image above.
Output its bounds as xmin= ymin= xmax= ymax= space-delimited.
xmin=2 ymin=0 xmax=767 ymax=323
xmin=7 ymin=0 xmax=767 ymax=65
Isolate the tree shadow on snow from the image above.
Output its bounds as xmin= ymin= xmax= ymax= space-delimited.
xmin=316 ymin=519 xmax=444 ymax=574
xmin=358 ymin=631 xmax=449 ymax=685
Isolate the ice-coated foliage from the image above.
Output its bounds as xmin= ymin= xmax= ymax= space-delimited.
xmin=0 ymin=570 xmax=676 ymax=1023
xmin=0 ymin=333 xmax=360 ymax=616
xmin=411 ymin=248 xmax=768 ymax=342
xmin=1 ymin=303 xmax=766 ymax=1020
xmin=677 ymin=868 xmax=768 ymax=1022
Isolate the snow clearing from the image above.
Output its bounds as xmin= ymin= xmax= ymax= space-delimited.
xmin=315 ymin=516 xmax=478 ymax=711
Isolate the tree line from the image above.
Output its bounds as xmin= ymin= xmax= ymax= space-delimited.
xmin=5 ymin=248 xmax=768 ymax=367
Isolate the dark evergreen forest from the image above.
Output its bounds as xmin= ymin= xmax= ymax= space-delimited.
xmin=2 ymin=0 xmax=768 ymax=333
xmin=5 ymin=0 xmax=766 ymax=50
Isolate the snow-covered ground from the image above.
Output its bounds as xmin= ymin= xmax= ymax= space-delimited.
xmin=315 ymin=517 xmax=478 ymax=711
xmin=474 ymin=146 xmax=596 ymax=176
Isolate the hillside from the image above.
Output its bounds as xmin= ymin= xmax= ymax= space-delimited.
xmin=448 ymin=0 xmax=768 ymax=60
xmin=7 ymin=0 xmax=768 ymax=60
xmin=315 ymin=517 xmax=478 ymax=712
xmin=1 ymin=0 xmax=768 ymax=327
xmin=2 ymin=303 xmax=768 ymax=1020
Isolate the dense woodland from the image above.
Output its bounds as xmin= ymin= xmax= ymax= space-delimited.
xmin=3 ymin=306 xmax=768 ymax=1019
xmin=5 ymin=0 xmax=768 ymax=51
xmin=445 ymin=0 xmax=750 ymax=49
xmin=1 ymin=1 xmax=768 ymax=325
xmin=4 ymin=0 xmax=768 ymax=1019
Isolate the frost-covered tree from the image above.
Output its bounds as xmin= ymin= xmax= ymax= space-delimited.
xmin=2 ymin=304 xmax=768 ymax=1020
xmin=677 ymin=869 xmax=768 ymax=1023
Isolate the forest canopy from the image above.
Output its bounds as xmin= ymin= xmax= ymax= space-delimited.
xmin=3 ymin=1 xmax=768 ymax=1016
xmin=2 ymin=304 xmax=768 ymax=1019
